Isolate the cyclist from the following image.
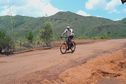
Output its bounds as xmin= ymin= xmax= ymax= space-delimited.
xmin=61 ymin=25 xmax=74 ymax=50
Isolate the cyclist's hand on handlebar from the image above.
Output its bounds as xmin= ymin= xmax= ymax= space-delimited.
xmin=60 ymin=36 xmax=63 ymax=38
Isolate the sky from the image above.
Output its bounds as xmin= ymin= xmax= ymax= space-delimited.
xmin=0 ymin=0 xmax=126 ymax=20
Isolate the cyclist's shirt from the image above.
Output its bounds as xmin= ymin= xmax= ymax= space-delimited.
xmin=63 ymin=28 xmax=74 ymax=37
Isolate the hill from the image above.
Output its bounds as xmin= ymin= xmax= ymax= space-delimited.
xmin=0 ymin=11 xmax=126 ymax=39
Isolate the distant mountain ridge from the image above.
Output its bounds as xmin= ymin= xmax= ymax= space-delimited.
xmin=0 ymin=11 xmax=126 ymax=39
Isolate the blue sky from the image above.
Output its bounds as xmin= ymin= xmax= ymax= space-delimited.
xmin=0 ymin=0 xmax=126 ymax=20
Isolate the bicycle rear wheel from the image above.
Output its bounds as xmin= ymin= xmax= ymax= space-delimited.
xmin=60 ymin=43 xmax=67 ymax=54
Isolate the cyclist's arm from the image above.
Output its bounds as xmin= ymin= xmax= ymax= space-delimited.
xmin=62 ymin=29 xmax=67 ymax=36
xmin=71 ymin=29 xmax=74 ymax=36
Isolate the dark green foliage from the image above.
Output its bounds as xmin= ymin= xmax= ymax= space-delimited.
xmin=0 ymin=31 xmax=13 ymax=53
xmin=26 ymin=31 xmax=34 ymax=43
xmin=39 ymin=22 xmax=53 ymax=47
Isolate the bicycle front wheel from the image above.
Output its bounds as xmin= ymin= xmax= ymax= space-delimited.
xmin=60 ymin=43 xmax=67 ymax=54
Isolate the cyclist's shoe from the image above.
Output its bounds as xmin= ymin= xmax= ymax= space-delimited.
xmin=66 ymin=48 xmax=69 ymax=50
xmin=67 ymin=45 xmax=71 ymax=50
xmin=67 ymin=46 xmax=70 ymax=50
xmin=60 ymin=35 xmax=64 ymax=38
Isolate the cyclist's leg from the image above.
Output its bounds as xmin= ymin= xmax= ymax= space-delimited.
xmin=68 ymin=36 xmax=73 ymax=49
xmin=66 ymin=36 xmax=71 ymax=50
xmin=70 ymin=35 xmax=73 ymax=40
xmin=69 ymin=35 xmax=74 ymax=47
xmin=65 ymin=37 xmax=69 ymax=50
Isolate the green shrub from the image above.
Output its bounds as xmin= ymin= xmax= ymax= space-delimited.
xmin=0 ymin=30 xmax=13 ymax=53
xmin=39 ymin=22 xmax=53 ymax=47
xmin=26 ymin=31 xmax=34 ymax=43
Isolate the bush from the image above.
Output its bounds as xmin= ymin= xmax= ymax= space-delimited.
xmin=39 ymin=22 xmax=53 ymax=47
xmin=0 ymin=31 xmax=13 ymax=54
xmin=26 ymin=31 xmax=34 ymax=43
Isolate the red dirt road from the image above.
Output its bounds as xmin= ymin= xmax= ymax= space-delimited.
xmin=0 ymin=39 xmax=126 ymax=84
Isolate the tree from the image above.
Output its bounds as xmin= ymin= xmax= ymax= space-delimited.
xmin=26 ymin=31 xmax=34 ymax=43
xmin=39 ymin=22 xmax=53 ymax=47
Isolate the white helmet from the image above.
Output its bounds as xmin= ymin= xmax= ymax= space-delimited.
xmin=67 ymin=25 xmax=70 ymax=29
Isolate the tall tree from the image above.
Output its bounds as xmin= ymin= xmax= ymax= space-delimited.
xmin=39 ymin=22 xmax=53 ymax=47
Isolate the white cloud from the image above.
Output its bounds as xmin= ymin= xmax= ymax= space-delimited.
xmin=85 ymin=0 xmax=122 ymax=13
xmin=0 ymin=0 xmax=61 ymax=17
xmin=77 ymin=10 xmax=90 ymax=16
xmin=96 ymin=15 xmax=103 ymax=18
xmin=106 ymin=0 xmax=121 ymax=12
xmin=85 ymin=0 xmax=107 ymax=9
xmin=0 ymin=6 xmax=16 ymax=16
xmin=40 ymin=3 xmax=61 ymax=16
xmin=0 ymin=8 xmax=10 ymax=16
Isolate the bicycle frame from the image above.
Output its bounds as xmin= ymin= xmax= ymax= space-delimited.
xmin=60 ymin=36 xmax=76 ymax=54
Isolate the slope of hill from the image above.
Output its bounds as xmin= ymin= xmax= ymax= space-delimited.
xmin=0 ymin=11 xmax=126 ymax=39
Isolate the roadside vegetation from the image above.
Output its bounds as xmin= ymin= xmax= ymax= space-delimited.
xmin=0 ymin=12 xmax=126 ymax=55
xmin=0 ymin=31 xmax=14 ymax=55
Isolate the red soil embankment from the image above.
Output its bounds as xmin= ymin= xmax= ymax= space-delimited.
xmin=41 ymin=49 xmax=126 ymax=84
xmin=59 ymin=49 xmax=126 ymax=84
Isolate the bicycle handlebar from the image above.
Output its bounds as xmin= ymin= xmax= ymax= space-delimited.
xmin=60 ymin=36 xmax=68 ymax=38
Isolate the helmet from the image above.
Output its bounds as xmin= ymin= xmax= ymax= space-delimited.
xmin=67 ymin=25 xmax=70 ymax=29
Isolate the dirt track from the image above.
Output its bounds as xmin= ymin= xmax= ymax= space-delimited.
xmin=0 ymin=39 xmax=126 ymax=84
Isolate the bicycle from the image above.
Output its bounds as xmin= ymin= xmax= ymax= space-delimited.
xmin=60 ymin=36 xmax=76 ymax=54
